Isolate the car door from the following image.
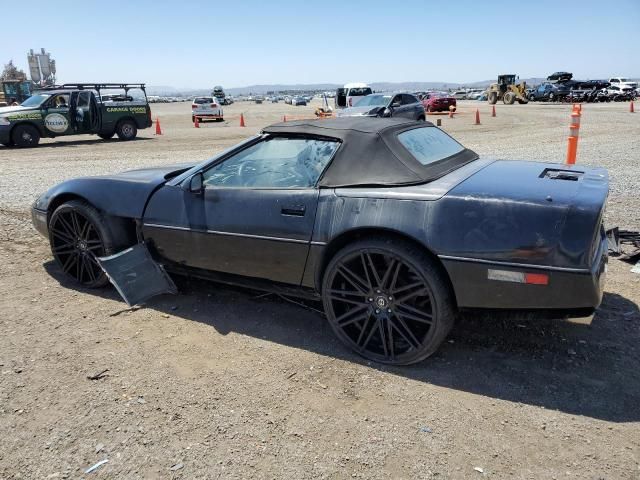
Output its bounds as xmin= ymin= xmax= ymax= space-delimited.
xmin=389 ymin=94 xmax=404 ymax=117
xmin=142 ymin=135 xmax=340 ymax=285
xmin=42 ymin=93 xmax=73 ymax=136
xmin=402 ymin=94 xmax=422 ymax=119
xmin=69 ymin=91 xmax=93 ymax=133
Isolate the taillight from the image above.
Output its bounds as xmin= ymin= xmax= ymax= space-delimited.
xmin=191 ymin=104 xmax=197 ymax=109
xmin=210 ymin=104 xmax=216 ymax=108
xmin=348 ymin=97 xmax=353 ymax=106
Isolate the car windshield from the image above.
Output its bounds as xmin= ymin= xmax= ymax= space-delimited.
xmin=353 ymin=95 xmax=390 ymax=107
xmin=20 ymin=94 xmax=50 ymax=107
xmin=194 ymin=97 xmax=213 ymax=104
xmin=398 ymin=127 xmax=465 ymax=165
xmin=348 ymin=87 xmax=372 ymax=97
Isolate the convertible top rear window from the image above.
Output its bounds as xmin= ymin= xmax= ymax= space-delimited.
xmin=397 ymin=127 xmax=465 ymax=166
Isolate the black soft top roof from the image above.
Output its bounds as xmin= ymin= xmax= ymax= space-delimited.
xmin=263 ymin=117 xmax=478 ymax=187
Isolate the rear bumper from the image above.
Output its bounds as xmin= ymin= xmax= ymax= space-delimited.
xmin=192 ymin=113 xmax=223 ymax=118
xmin=440 ymin=236 xmax=607 ymax=312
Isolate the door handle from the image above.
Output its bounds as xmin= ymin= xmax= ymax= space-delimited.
xmin=281 ymin=205 xmax=306 ymax=216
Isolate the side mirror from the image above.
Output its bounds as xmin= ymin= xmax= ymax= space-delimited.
xmin=391 ymin=101 xmax=401 ymax=108
xmin=189 ymin=172 xmax=204 ymax=193
xmin=382 ymin=108 xmax=392 ymax=117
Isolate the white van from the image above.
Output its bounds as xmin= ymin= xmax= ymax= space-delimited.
xmin=608 ymin=77 xmax=638 ymax=89
xmin=335 ymin=82 xmax=373 ymax=108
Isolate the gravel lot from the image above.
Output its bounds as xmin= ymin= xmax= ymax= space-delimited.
xmin=0 ymin=100 xmax=639 ymax=479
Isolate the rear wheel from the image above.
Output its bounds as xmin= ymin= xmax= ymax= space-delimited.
xmin=116 ymin=120 xmax=137 ymax=140
xmin=488 ymin=92 xmax=498 ymax=104
xmin=548 ymin=92 xmax=556 ymax=103
xmin=11 ymin=124 xmax=40 ymax=147
xmin=48 ymin=200 xmax=114 ymax=288
xmin=322 ymin=237 xmax=456 ymax=365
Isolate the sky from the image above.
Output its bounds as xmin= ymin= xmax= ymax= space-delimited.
xmin=2 ymin=0 xmax=639 ymax=89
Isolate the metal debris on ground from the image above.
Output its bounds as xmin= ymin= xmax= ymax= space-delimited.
xmin=87 ymin=369 xmax=109 ymax=380
xmin=97 ymin=243 xmax=177 ymax=307
xmin=170 ymin=462 xmax=184 ymax=471
xmin=607 ymin=228 xmax=640 ymax=264
xmin=85 ymin=459 xmax=108 ymax=474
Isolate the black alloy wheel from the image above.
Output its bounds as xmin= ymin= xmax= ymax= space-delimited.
xmin=322 ymin=238 xmax=455 ymax=365
xmin=49 ymin=201 xmax=110 ymax=287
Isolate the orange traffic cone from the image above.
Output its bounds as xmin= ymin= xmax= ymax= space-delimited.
xmin=155 ymin=117 xmax=162 ymax=135
xmin=631 ymin=101 xmax=635 ymax=113
xmin=474 ymin=108 xmax=481 ymax=125
xmin=240 ymin=113 xmax=245 ymax=127
xmin=491 ymin=105 xmax=496 ymax=117
xmin=194 ymin=115 xmax=199 ymax=128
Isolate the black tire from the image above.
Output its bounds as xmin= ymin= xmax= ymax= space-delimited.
xmin=116 ymin=119 xmax=137 ymax=140
xmin=548 ymin=92 xmax=556 ymax=103
xmin=488 ymin=92 xmax=498 ymax=104
xmin=322 ymin=236 xmax=456 ymax=365
xmin=216 ymin=117 xmax=224 ymax=122
xmin=417 ymin=115 xmax=425 ymax=121
xmin=503 ymin=92 xmax=516 ymax=105
xmin=48 ymin=200 xmax=119 ymax=288
xmin=191 ymin=116 xmax=195 ymax=123
xmin=11 ymin=124 xmax=40 ymax=147
xmin=98 ymin=132 xmax=114 ymax=140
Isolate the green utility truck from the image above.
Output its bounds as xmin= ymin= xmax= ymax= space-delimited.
xmin=0 ymin=83 xmax=152 ymax=147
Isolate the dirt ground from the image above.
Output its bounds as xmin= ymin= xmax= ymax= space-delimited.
xmin=0 ymin=100 xmax=639 ymax=479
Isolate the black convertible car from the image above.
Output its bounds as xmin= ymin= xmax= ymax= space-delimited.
xmin=31 ymin=118 xmax=609 ymax=365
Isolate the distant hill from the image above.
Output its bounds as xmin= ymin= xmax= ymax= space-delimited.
xmin=146 ymin=76 xmax=626 ymax=97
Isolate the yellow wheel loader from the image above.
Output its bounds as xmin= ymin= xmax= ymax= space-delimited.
xmin=487 ymin=74 xmax=528 ymax=105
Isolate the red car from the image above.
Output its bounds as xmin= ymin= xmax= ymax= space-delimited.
xmin=417 ymin=91 xmax=457 ymax=113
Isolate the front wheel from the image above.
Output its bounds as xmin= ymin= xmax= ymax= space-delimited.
xmin=503 ymin=92 xmax=516 ymax=105
xmin=322 ymin=237 xmax=456 ymax=365
xmin=116 ymin=120 xmax=137 ymax=140
xmin=48 ymin=200 xmax=114 ymax=287
xmin=12 ymin=124 xmax=40 ymax=147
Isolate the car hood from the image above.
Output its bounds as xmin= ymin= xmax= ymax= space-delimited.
xmin=337 ymin=106 xmax=383 ymax=117
xmin=0 ymin=105 xmax=31 ymax=115
xmin=96 ymin=163 xmax=194 ymax=182
xmin=35 ymin=163 xmax=194 ymax=219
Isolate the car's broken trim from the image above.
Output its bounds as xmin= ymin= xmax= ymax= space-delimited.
xmin=438 ymin=255 xmax=590 ymax=273
xmin=143 ymin=222 xmax=327 ymax=246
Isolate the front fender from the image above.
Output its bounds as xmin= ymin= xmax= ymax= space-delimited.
xmin=36 ymin=177 xmax=160 ymax=219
